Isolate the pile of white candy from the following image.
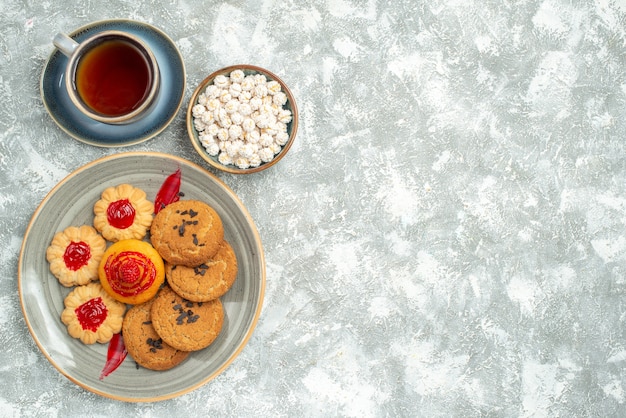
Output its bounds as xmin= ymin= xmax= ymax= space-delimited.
xmin=191 ymin=69 xmax=293 ymax=169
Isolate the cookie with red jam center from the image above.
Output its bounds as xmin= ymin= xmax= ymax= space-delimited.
xmin=61 ymin=282 xmax=126 ymax=344
xmin=98 ymin=239 xmax=165 ymax=305
xmin=46 ymin=225 xmax=106 ymax=287
xmin=93 ymin=184 xmax=154 ymax=242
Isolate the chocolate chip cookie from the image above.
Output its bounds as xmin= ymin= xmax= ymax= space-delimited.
xmin=150 ymin=286 xmax=224 ymax=352
xmin=122 ymin=298 xmax=189 ymax=371
xmin=150 ymin=200 xmax=224 ymax=267
xmin=166 ymin=240 xmax=238 ymax=302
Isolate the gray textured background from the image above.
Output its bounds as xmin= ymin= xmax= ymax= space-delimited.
xmin=2 ymin=0 xmax=626 ymax=416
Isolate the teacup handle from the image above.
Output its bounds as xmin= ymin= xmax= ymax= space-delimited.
xmin=53 ymin=33 xmax=79 ymax=57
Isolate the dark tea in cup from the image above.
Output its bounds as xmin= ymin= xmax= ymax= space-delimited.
xmin=53 ymin=30 xmax=160 ymax=124
xmin=75 ymin=39 xmax=153 ymax=117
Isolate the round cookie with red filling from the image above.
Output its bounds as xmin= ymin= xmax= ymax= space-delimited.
xmin=166 ymin=240 xmax=238 ymax=302
xmin=46 ymin=225 xmax=107 ymax=287
xmin=122 ymin=299 xmax=189 ymax=371
xmin=99 ymin=239 xmax=165 ymax=305
xmin=93 ymin=184 xmax=154 ymax=242
xmin=150 ymin=286 xmax=224 ymax=352
xmin=150 ymin=200 xmax=224 ymax=267
xmin=61 ymin=282 xmax=126 ymax=344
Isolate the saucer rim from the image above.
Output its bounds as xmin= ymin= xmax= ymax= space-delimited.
xmin=40 ymin=19 xmax=186 ymax=148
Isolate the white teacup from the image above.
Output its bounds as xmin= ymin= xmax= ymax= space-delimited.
xmin=53 ymin=31 xmax=160 ymax=125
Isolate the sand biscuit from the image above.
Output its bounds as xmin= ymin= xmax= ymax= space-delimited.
xmin=122 ymin=299 xmax=189 ymax=371
xmin=150 ymin=286 xmax=224 ymax=352
xmin=166 ymin=240 xmax=238 ymax=302
xmin=150 ymin=200 xmax=224 ymax=267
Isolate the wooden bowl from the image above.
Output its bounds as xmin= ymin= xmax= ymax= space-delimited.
xmin=187 ymin=65 xmax=298 ymax=174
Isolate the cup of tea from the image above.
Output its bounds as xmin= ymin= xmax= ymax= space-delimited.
xmin=53 ymin=30 xmax=160 ymax=124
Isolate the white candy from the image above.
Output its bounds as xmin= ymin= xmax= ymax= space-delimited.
xmin=269 ymin=142 xmax=282 ymax=155
xmin=215 ymin=108 xmax=231 ymax=128
xmin=239 ymin=143 xmax=255 ymax=159
xmin=193 ymin=70 xmax=292 ymax=168
xmin=229 ymin=124 xmax=243 ymax=139
xmin=255 ymin=112 xmax=273 ymax=129
xmin=230 ymin=69 xmax=245 ymax=84
xmin=249 ymin=97 xmax=262 ymax=111
xmin=214 ymin=74 xmax=230 ymax=89
xmin=260 ymin=103 xmax=276 ymax=116
xmin=229 ymin=83 xmax=242 ymax=98
xmin=206 ymin=98 xmax=221 ymax=112
xmin=217 ymin=127 xmax=229 ymax=141
xmin=206 ymin=123 xmax=219 ymax=136
xmin=219 ymin=90 xmax=232 ymax=103
xmin=242 ymin=118 xmax=256 ymax=132
xmin=259 ymin=147 xmax=274 ymax=163
xmin=249 ymin=154 xmax=262 ymax=167
xmin=230 ymin=112 xmax=244 ymax=126
xmin=235 ymin=157 xmax=251 ymax=169
xmin=254 ymin=84 xmax=268 ymax=98
xmin=192 ymin=104 xmax=206 ymax=117
xmin=253 ymin=74 xmax=267 ymax=85
xmin=247 ymin=129 xmax=261 ymax=143
xmin=201 ymin=110 xmax=214 ymax=124
xmin=275 ymin=131 xmax=289 ymax=146
xmin=275 ymin=121 xmax=287 ymax=133
xmin=218 ymin=152 xmax=233 ymax=165
xmin=224 ymin=99 xmax=239 ymax=114
xmin=238 ymin=91 xmax=252 ymax=102
xmin=238 ymin=102 xmax=252 ymax=116
xmin=205 ymin=142 xmax=220 ymax=156
xmin=260 ymin=133 xmax=274 ymax=147
xmin=266 ymin=80 xmax=281 ymax=95
xmin=205 ymin=84 xmax=220 ymax=98
xmin=241 ymin=76 xmax=255 ymax=91
xmin=262 ymin=125 xmax=278 ymax=137
xmin=197 ymin=93 xmax=208 ymax=106
xmin=199 ymin=132 xmax=214 ymax=145
xmin=273 ymin=92 xmax=288 ymax=106
xmin=278 ymin=109 xmax=292 ymax=123
xmin=225 ymin=140 xmax=241 ymax=157
xmin=194 ymin=118 xmax=206 ymax=131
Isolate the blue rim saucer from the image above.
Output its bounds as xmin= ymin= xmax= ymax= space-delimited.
xmin=40 ymin=19 xmax=186 ymax=147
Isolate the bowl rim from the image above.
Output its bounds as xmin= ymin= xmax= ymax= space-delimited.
xmin=186 ymin=64 xmax=298 ymax=174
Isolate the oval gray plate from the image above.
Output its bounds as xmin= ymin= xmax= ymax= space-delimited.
xmin=18 ymin=152 xmax=265 ymax=402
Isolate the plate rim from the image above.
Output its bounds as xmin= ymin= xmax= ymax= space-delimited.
xmin=39 ymin=19 xmax=187 ymax=148
xmin=17 ymin=151 xmax=266 ymax=402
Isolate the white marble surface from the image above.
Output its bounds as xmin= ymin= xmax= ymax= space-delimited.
xmin=2 ymin=0 xmax=626 ymax=416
